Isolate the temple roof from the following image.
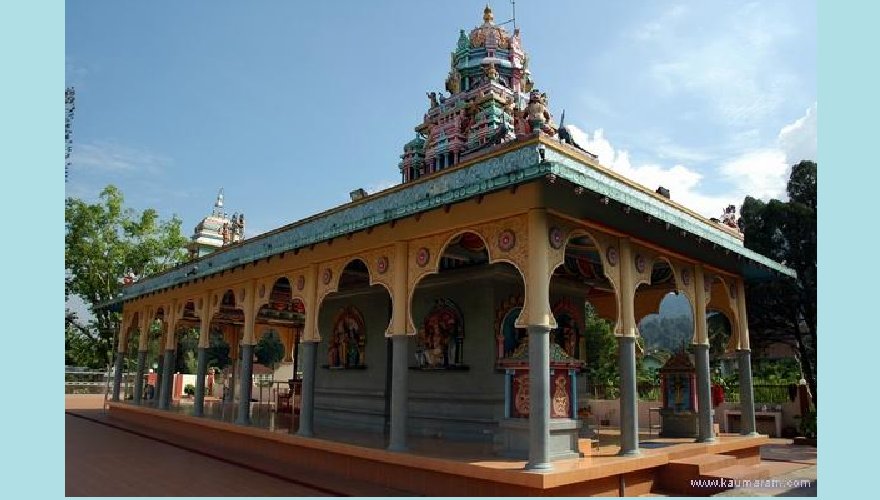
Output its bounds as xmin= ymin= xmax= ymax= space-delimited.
xmin=105 ymin=137 xmax=796 ymax=308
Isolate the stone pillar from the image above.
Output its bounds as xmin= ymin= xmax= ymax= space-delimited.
xmin=523 ymin=209 xmax=553 ymax=471
xmin=692 ymin=265 xmax=714 ymax=442
xmin=236 ymin=344 xmax=254 ymax=425
xmin=617 ymin=239 xmax=640 ymax=457
xmin=737 ymin=349 xmax=758 ymax=435
xmin=296 ymin=341 xmax=317 ymax=437
xmin=158 ymin=349 xmax=174 ymax=410
xmin=194 ymin=347 xmax=208 ymax=417
xmin=227 ymin=357 xmax=237 ymax=403
xmin=527 ymin=325 xmax=552 ymax=470
xmin=618 ymin=335 xmax=640 ymax=456
xmin=154 ymin=353 xmax=164 ymax=402
xmin=111 ymin=351 xmax=125 ymax=402
xmin=694 ymin=344 xmax=715 ymax=442
xmin=133 ymin=350 xmax=147 ymax=404
xmin=388 ymin=335 xmax=410 ymax=451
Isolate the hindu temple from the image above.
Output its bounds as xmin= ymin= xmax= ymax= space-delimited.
xmin=103 ymin=6 xmax=795 ymax=494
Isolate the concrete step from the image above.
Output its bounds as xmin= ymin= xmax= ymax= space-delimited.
xmin=704 ymin=463 xmax=773 ymax=482
xmin=656 ymin=455 xmax=772 ymax=496
xmin=667 ymin=454 xmax=738 ymax=475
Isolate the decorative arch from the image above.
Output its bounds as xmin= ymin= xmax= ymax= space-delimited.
xmin=314 ymin=252 xmax=395 ymax=338
xmin=406 ymin=217 xmax=529 ymax=334
xmin=406 ymin=229 xmax=490 ymax=335
xmin=547 ymin=225 xmax=620 ymax=330
xmin=707 ymin=274 xmax=741 ymax=352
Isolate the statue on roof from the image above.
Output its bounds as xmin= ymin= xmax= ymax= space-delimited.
xmin=524 ymin=90 xmax=555 ymax=135
xmin=721 ymin=204 xmax=739 ymax=229
xmin=427 ymin=92 xmax=438 ymax=108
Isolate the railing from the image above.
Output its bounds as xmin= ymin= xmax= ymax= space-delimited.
xmin=723 ymin=384 xmax=792 ymax=404
xmin=584 ymin=383 xmax=793 ymax=404
xmin=64 ymin=368 xmax=138 ymax=397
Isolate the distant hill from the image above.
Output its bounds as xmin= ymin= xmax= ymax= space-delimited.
xmin=639 ymin=293 xmax=694 ymax=352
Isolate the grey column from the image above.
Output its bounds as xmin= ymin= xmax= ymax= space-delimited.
xmin=133 ymin=350 xmax=147 ymax=404
xmin=111 ymin=351 xmax=125 ymax=402
xmin=526 ymin=325 xmax=552 ymax=471
xmin=194 ymin=347 xmax=208 ymax=417
xmin=158 ymin=349 xmax=174 ymax=410
xmin=227 ymin=359 xmax=237 ymax=403
xmin=694 ymin=344 xmax=716 ymax=442
xmin=154 ymin=353 xmax=163 ymax=403
xmin=296 ymin=341 xmax=317 ymax=437
xmin=618 ymin=336 xmax=640 ymax=456
xmin=737 ymin=349 xmax=758 ymax=435
xmin=236 ymin=344 xmax=254 ymax=425
xmin=388 ymin=335 xmax=410 ymax=451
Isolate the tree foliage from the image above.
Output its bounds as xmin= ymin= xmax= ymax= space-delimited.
xmin=738 ymin=160 xmax=817 ymax=402
xmin=65 ymin=185 xmax=188 ymax=368
xmin=255 ymin=330 xmax=286 ymax=371
xmin=583 ymin=303 xmax=619 ymax=390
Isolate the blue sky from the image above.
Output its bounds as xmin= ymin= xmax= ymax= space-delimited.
xmin=66 ymin=0 xmax=816 ymax=238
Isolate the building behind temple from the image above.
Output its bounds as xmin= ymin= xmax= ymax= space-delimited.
xmin=187 ymin=189 xmax=245 ymax=260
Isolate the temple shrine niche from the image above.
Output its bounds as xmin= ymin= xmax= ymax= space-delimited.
xmin=495 ymin=297 xmax=585 ymax=460
xmin=659 ymin=350 xmax=699 ymax=438
xmin=327 ymin=306 xmax=366 ymax=369
xmin=415 ymin=299 xmax=465 ymax=369
xmin=399 ymin=5 xmax=556 ymax=183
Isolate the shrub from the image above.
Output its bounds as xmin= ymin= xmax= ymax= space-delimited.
xmin=798 ymin=409 xmax=817 ymax=439
xmin=184 ymin=384 xmax=195 ymax=396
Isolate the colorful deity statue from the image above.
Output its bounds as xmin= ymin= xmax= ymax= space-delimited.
xmin=524 ymin=90 xmax=555 ymax=135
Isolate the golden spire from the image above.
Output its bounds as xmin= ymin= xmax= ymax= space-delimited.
xmin=483 ymin=4 xmax=494 ymax=24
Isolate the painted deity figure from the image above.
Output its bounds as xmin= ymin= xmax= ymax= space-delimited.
xmin=524 ymin=90 xmax=552 ymax=134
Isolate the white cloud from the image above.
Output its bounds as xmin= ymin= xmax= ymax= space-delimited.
xmin=778 ymin=102 xmax=817 ymax=165
xmin=566 ymin=104 xmax=816 ymax=219
xmin=637 ymin=3 xmax=801 ymax=126
xmin=71 ymin=141 xmax=170 ymax=175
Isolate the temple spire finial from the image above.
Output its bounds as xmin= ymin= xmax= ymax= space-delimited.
xmin=483 ymin=4 xmax=494 ymax=24
xmin=213 ymin=188 xmax=225 ymax=216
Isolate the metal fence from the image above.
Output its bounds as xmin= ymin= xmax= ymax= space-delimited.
xmin=585 ymin=383 xmax=792 ymax=404
xmin=64 ymin=367 xmax=137 ymax=397
xmin=723 ymin=384 xmax=792 ymax=404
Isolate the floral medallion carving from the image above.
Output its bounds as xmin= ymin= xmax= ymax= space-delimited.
xmin=498 ymin=229 xmax=516 ymax=252
xmin=296 ymin=274 xmax=305 ymax=291
xmin=417 ymin=247 xmax=430 ymax=267
xmin=605 ymin=246 xmax=618 ymax=267
xmin=681 ymin=268 xmax=691 ymax=286
xmin=377 ymin=256 xmax=389 ymax=274
xmin=549 ymin=226 xmax=564 ymax=249
xmin=635 ymin=254 xmax=646 ymax=274
xmin=259 ymin=284 xmax=266 ymax=299
xmin=322 ymin=268 xmax=333 ymax=285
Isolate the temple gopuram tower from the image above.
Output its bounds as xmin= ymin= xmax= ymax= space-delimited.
xmin=400 ymin=5 xmax=556 ymax=182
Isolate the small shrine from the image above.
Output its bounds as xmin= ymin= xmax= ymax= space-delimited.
xmin=496 ymin=334 xmax=585 ymax=460
xmin=659 ymin=350 xmax=698 ymax=438
xmin=186 ymin=188 xmax=245 ymax=259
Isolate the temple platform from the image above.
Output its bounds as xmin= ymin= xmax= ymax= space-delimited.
xmin=107 ymin=401 xmax=771 ymax=496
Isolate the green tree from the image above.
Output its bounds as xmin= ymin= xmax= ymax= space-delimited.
xmin=65 ymin=185 xmax=188 ymax=369
xmin=583 ymin=303 xmax=619 ymax=396
xmin=255 ymin=330 xmax=285 ymax=371
xmin=738 ymin=160 xmax=817 ymax=403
